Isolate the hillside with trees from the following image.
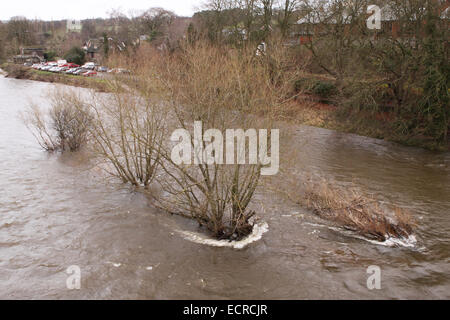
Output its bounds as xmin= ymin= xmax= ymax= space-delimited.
xmin=1 ymin=0 xmax=448 ymax=150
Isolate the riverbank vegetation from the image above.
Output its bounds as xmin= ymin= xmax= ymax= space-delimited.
xmin=298 ymin=0 xmax=449 ymax=151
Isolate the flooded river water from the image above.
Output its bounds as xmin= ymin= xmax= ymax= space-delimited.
xmin=0 ymin=75 xmax=449 ymax=299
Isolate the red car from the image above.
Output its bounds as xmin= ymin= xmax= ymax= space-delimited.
xmin=82 ymin=71 xmax=97 ymax=77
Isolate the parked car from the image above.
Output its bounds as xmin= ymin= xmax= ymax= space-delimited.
xmin=41 ymin=62 xmax=57 ymax=71
xmin=66 ymin=67 xmax=80 ymax=74
xmin=81 ymin=62 xmax=96 ymax=70
xmin=82 ymin=70 xmax=97 ymax=77
xmin=63 ymin=63 xmax=79 ymax=69
xmin=73 ymin=68 xmax=87 ymax=76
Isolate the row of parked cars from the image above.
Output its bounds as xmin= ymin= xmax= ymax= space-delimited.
xmin=30 ymin=61 xmax=104 ymax=77
xmin=27 ymin=60 xmax=132 ymax=77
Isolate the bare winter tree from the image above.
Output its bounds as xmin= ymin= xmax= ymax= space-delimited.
xmin=145 ymin=41 xmax=301 ymax=239
xmin=276 ymin=0 xmax=301 ymax=38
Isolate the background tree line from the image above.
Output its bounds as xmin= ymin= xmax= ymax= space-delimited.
xmin=0 ymin=8 xmax=189 ymax=62
xmin=295 ymin=0 xmax=449 ymax=149
xmin=1 ymin=0 xmax=448 ymax=150
xmin=186 ymin=0 xmax=448 ymax=149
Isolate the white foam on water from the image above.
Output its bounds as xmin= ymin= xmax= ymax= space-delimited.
xmin=334 ymin=227 xmax=418 ymax=248
xmin=106 ymin=261 xmax=122 ymax=267
xmin=315 ymin=223 xmax=418 ymax=249
xmin=365 ymin=234 xmax=418 ymax=248
xmin=177 ymin=222 xmax=269 ymax=249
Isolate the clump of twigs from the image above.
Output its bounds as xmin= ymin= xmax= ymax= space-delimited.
xmin=303 ymin=180 xmax=416 ymax=242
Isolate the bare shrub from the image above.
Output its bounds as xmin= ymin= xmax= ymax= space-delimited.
xmin=81 ymin=86 xmax=165 ymax=189
xmin=300 ymin=178 xmax=416 ymax=242
xmin=23 ymin=89 xmax=91 ymax=152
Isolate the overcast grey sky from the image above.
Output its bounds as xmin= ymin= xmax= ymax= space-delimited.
xmin=0 ymin=0 xmax=205 ymax=21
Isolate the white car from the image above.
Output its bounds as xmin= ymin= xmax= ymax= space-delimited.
xmin=73 ymin=68 xmax=88 ymax=75
xmin=65 ymin=67 xmax=79 ymax=74
xmin=82 ymin=62 xmax=96 ymax=70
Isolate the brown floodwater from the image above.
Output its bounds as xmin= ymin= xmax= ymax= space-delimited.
xmin=0 ymin=75 xmax=449 ymax=299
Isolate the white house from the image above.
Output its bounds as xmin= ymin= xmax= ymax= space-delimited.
xmin=66 ymin=20 xmax=82 ymax=33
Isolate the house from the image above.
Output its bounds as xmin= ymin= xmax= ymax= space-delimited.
xmin=82 ymin=39 xmax=101 ymax=60
xmin=67 ymin=20 xmax=82 ymax=33
xmin=20 ymin=47 xmax=45 ymax=58
xmin=82 ymin=37 xmax=127 ymax=61
xmin=295 ymin=12 xmax=321 ymax=45
xmin=294 ymin=8 xmax=347 ymax=45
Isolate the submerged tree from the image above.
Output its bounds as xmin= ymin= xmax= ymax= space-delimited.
xmin=145 ymin=41 xmax=300 ymax=239
xmin=23 ymin=89 xmax=92 ymax=152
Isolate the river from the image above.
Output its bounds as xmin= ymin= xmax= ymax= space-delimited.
xmin=0 ymin=75 xmax=449 ymax=299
